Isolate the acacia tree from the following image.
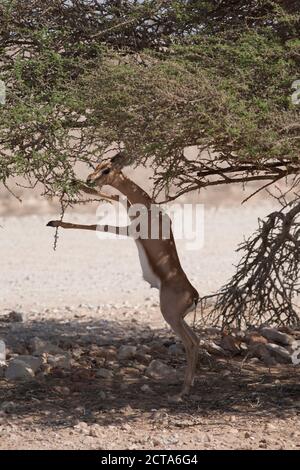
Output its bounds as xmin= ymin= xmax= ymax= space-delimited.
xmin=0 ymin=1 xmax=299 ymax=326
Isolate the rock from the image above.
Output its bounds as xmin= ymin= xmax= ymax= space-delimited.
xmin=137 ymin=345 xmax=151 ymax=355
xmin=74 ymin=421 xmax=89 ymax=434
xmin=248 ymin=343 xmax=277 ymax=366
xmin=16 ymin=355 xmax=42 ymax=372
xmin=47 ymin=353 xmax=71 ymax=369
xmin=1 ymin=311 xmax=25 ymax=323
xmin=8 ymin=311 xmax=25 ymax=322
xmin=117 ymin=345 xmax=137 ymax=360
xmin=71 ymin=348 xmax=84 ymax=359
xmin=148 ymin=341 xmax=168 ymax=354
xmin=221 ymin=369 xmax=231 ymax=377
xmin=53 ymin=386 xmax=70 ymax=396
xmin=135 ymin=352 xmax=152 ymax=365
xmin=0 ymin=340 xmax=6 ymax=364
xmin=229 ymin=428 xmax=239 ymax=434
xmin=265 ymin=423 xmax=276 ymax=431
xmin=246 ymin=332 xmax=268 ymax=346
xmin=141 ymin=384 xmax=153 ymax=393
xmin=89 ymin=424 xmax=103 ymax=438
xmin=30 ymin=337 xmax=63 ymax=356
xmin=168 ymin=343 xmax=184 ymax=356
xmin=260 ymin=327 xmax=293 ymax=347
xmin=5 ymin=359 xmax=35 ymax=380
xmin=200 ymin=339 xmax=228 ymax=356
xmin=118 ymin=366 xmax=141 ymax=378
xmin=0 ymin=365 xmax=5 ymax=378
xmin=220 ymin=335 xmax=241 ymax=355
xmin=249 ymin=357 xmax=260 ymax=364
xmin=146 ymin=360 xmax=178 ymax=383
xmin=95 ymin=368 xmax=113 ymax=379
xmin=265 ymin=343 xmax=292 ymax=363
xmin=102 ymin=347 xmax=117 ymax=361
xmin=1 ymin=401 xmax=16 ymax=412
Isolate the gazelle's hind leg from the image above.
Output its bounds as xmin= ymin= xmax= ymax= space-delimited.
xmin=160 ymin=288 xmax=199 ymax=398
xmin=181 ymin=319 xmax=199 ymax=392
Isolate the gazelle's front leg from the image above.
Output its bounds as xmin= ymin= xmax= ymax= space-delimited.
xmin=47 ymin=220 xmax=130 ymax=236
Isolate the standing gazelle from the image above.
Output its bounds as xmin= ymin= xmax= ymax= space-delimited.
xmin=47 ymin=154 xmax=199 ymax=398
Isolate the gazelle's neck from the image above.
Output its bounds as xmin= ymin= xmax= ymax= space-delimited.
xmin=110 ymin=172 xmax=152 ymax=206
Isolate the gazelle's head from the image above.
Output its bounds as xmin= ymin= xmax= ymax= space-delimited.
xmin=86 ymin=153 xmax=123 ymax=188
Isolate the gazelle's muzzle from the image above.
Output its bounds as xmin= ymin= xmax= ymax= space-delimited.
xmin=86 ymin=174 xmax=98 ymax=186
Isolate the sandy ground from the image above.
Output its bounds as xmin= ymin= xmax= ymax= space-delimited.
xmin=0 ymin=202 xmax=299 ymax=450
xmin=0 ymin=202 xmax=275 ymax=310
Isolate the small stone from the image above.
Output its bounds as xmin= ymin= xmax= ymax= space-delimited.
xmin=72 ymin=348 xmax=84 ymax=359
xmin=249 ymin=357 xmax=260 ymax=364
xmin=103 ymin=348 xmax=117 ymax=361
xmin=74 ymin=421 xmax=89 ymax=434
xmin=117 ymin=345 xmax=137 ymax=361
xmin=168 ymin=343 xmax=184 ymax=356
xmin=9 ymin=311 xmax=25 ymax=322
xmin=1 ymin=311 xmax=25 ymax=323
xmin=202 ymin=433 xmax=211 ymax=443
xmin=95 ymin=368 xmax=113 ymax=379
xmin=220 ymin=335 xmax=241 ymax=355
xmin=30 ymin=337 xmax=63 ymax=356
xmin=5 ymin=359 xmax=35 ymax=381
xmin=260 ymin=327 xmax=293 ymax=347
xmin=89 ymin=424 xmax=102 ymax=438
xmin=16 ymin=355 xmax=42 ymax=372
xmin=200 ymin=339 xmax=228 ymax=356
xmin=137 ymin=345 xmax=151 ymax=355
xmin=1 ymin=401 xmax=16 ymax=412
xmin=265 ymin=343 xmax=292 ymax=363
xmin=230 ymin=428 xmax=239 ymax=434
xmin=244 ymin=432 xmax=251 ymax=439
xmin=120 ymin=423 xmax=132 ymax=431
xmin=152 ymin=437 xmax=162 ymax=446
xmin=221 ymin=370 xmax=231 ymax=377
xmin=246 ymin=332 xmax=268 ymax=346
xmin=53 ymin=386 xmax=70 ymax=396
xmin=265 ymin=423 xmax=276 ymax=431
xmin=47 ymin=353 xmax=71 ymax=369
xmin=41 ymin=363 xmax=52 ymax=375
xmin=141 ymin=384 xmax=153 ymax=393
xmin=135 ymin=352 xmax=152 ymax=365
xmin=248 ymin=343 xmax=277 ymax=366
xmin=146 ymin=360 xmax=178 ymax=383
xmin=0 ymin=340 xmax=6 ymax=363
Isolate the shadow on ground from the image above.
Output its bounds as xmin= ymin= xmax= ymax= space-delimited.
xmin=0 ymin=316 xmax=299 ymax=429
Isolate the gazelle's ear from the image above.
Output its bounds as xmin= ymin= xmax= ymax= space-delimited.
xmin=110 ymin=152 xmax=125 ymax=169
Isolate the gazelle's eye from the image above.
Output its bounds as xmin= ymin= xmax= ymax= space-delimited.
xmin=102 ymin=168 xmax=110 ymax=175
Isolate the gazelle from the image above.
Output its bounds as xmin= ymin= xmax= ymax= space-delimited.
xmin=47 ymin=155 xmax=199 ymax=398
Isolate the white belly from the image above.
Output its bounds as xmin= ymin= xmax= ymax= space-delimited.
xmin=136 ymin=242 xmax=161 ymax=289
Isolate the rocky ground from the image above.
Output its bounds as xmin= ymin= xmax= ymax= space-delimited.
xmin=0 ymin=305 xmax=299 ymax=450
xmin=0 ymin=211 xmax=299 ymax=450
